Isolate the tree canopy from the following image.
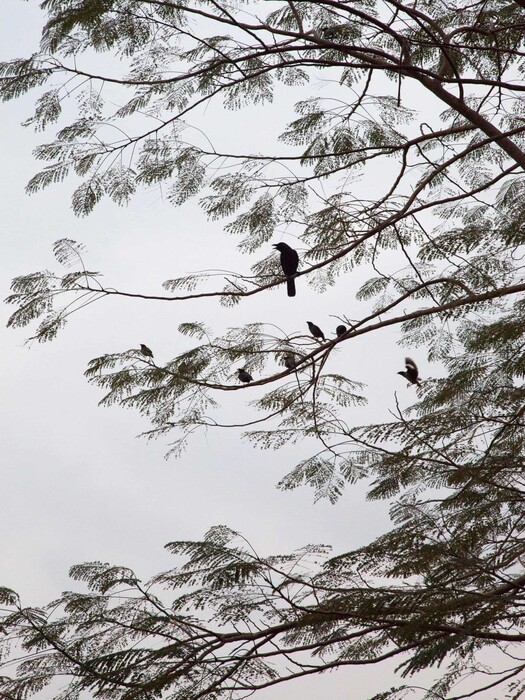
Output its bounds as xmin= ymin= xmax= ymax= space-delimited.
xmin=3 ymin=1 xmax=525 ymax=698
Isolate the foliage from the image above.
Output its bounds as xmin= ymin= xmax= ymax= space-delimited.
xmin=3 ymin=0 xmax=525 ymax=698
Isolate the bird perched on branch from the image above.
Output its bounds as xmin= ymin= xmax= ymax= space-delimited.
xmin=237 ymin=368 xmax=253 ymax=383
xmin=397 ymin=357 xmax=421 ymax=386
xmin=283 ymin=354 xmax=297 ymax=370
xmin=336 ymin=324 xmax=347 ymax=337
xmin=307 ymin=321 xmax=325 ymax=341
xmin=139 ymin=344 xmax=154 ymax=358
xmin=273 ymin=242 xmax=299 ymax=297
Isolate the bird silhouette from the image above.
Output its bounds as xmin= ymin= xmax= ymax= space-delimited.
xmin=397 ymin=357 xmax=421 ymax=386
xmin=237 ymin=368 xmax=253 ymax=383
xmin=139 ymin=344 xmax=154 ymax=358
xmin=307 ymin=321 xmax=325 ymax=341
xmin=273 ymin=242 xmax=299 ymax=297
xmin=336 ymin=324 xmax=347 ymax=337
xmin=283 ymin=354 xmax=297 ymax=370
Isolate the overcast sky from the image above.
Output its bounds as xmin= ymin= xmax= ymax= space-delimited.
xmin=0 ymin=2 xmax=439 ymax=698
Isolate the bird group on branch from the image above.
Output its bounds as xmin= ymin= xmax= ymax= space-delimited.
xmin=138 ymin=242 xmax=422 ymax=388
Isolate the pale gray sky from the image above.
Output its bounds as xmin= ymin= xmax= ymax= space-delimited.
xmin=1 ymin=2 xmax=434 ymax=698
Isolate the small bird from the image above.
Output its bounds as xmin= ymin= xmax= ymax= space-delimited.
xmin=319 ymin=25 xmax=339 ymax=40
xmin=397 ymin=357 xmax=421 ymax=386
xmin=177 ymin=361 xmax=190 ymax=375
xmin=283 ymin=354 xmax=297 ymax=370
xmin=237 ymin=368 xmax=253 ymax=383
xmin=336 ymin=325 xmax=347 ymax=337
xmin=139 ymin=344 xmax=154 ymax=358
xmin=273 ymin=242 xmax=299 ymax=297
xmin=307 ymin=321 xmax=325 ymax=341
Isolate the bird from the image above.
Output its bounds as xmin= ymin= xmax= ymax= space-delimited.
xmin=237 ymin=368 xmax=253 ymax=383
xmin=336 ymin=324 xmax=347 ymax=337
xmin=177 ymin=361 xmax=190 ymax=376
xmin=273 ymin=242 xmax=299 ymax=297
xmin=319 ymin=25 xmax=339 ymax=40
xmin=307 ymin=321 xmax=325 ymax=341
xmin=283 ymin=354 xmax=297 ymax=370
xmin=139 ymin=344 xmax=154 ymax=358
xmin=397 ymin=357 xmax=421 ymax=386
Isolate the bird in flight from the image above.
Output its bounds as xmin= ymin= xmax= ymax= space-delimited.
xmin=307 ymin=321 xmax=325 ymax=341
xmin=273 ymin=242 xmax=299 ymax=297
xmin=139 ymin=344 xmax=154 ymax=358
xmin=237 ymin=368 xmax=253 ymax=383
xmin=397 ymin=357 xmax=421 ymax=386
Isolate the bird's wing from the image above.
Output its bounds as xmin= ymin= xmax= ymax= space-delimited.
xmin=405 ymin=357 xmax=418 ymax=371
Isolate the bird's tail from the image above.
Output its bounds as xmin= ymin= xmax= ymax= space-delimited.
xmin=287 ymin=277 xmax=296 ymax=297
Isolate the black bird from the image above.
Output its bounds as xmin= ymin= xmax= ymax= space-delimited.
xmin=139 ymin=343 xmax=154 ymax=358
xmin=336 ymin=324 xmax=347 ymax=337
xmin=237 ymin=368 xmax=253 ymax=383
xmin=177 ymin=361 xmax=190 ymax=376
xmin=273 ymin=242 xmax=299 ymax=297
xmin=283 ymin=354 xmax=297 ymax=370
xmin=307 ymin=321 xmax=325 ymax=341
xmin=397 ymin=357 xmax=421 ymax=386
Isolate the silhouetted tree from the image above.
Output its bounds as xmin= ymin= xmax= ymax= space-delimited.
xmin=3 ymin=2 xmax=525 ymax=698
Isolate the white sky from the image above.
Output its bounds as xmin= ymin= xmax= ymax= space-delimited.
xmin=0 ymin=2 xmax=447 ymax=698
